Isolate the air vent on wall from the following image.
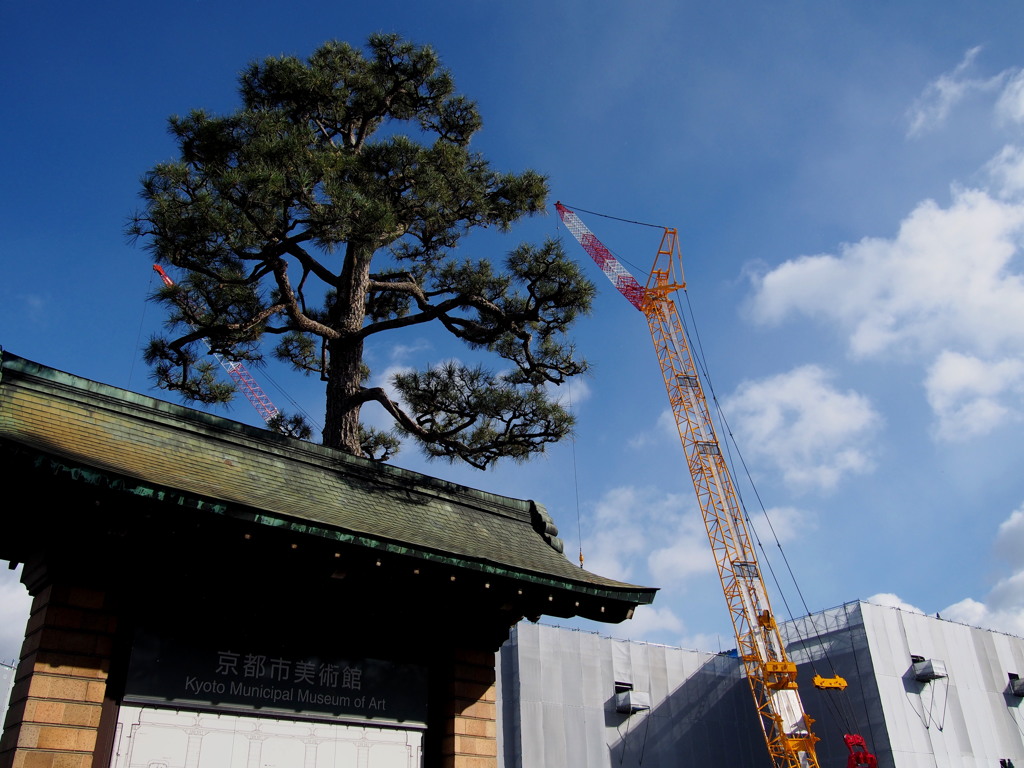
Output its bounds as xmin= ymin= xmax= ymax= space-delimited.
xmin=1008 ymin=673 xmax=1024 ymax=697
xmin=614 ymin=681 xmax=651 ymax=715
xmin=912 ymin=657 xmax=947 ymax=682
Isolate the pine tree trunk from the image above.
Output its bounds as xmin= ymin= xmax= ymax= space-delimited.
xmin=322 ymin=335 xmax=365 ymax=453
xmin=321 ymin=241 xmax=373 ymax=455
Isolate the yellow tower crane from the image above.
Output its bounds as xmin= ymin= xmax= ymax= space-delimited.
xmin=555 ymin=203 xmax=876 ymax=768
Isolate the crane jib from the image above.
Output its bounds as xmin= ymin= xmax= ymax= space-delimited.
xmin=556 ymin=203 xmax=646 ymax=310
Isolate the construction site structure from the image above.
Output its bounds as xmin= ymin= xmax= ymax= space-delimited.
xmin=555 ymin=203 xmax=875 ymax=768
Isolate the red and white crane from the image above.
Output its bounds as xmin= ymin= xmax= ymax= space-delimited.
xmin=152 ymin=265 xmax=280 ymax=425
xmin=556 ymin=203 xmax=876 ymax=768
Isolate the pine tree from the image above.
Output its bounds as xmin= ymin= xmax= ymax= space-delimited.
xmin=130 ymin=34 xmax=594 ymax=469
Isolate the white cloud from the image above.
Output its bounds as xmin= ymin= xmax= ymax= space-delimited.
xmin=646 ymin=503 xmax=809 ymax=594
xmin=865 ymin=593 xmax=925 ymax=614
xmin=608 ymin=604 xmax=684 ymax=640
xmin=857 ymin=500 xmax=1024 ymax=638
xmin=580 ymin=484 xmax=728 ymax=647
xmin=357 ymin=362 xmax=417 ymax=436
xmin=21 ymin=293 xmax=49 ymax=325
xmin=994 ymin=507 xmax=1024 ymax=568
xmin=724 ymin=365 xmax=881 ymax=492
xmin=750 ymin=189 xmax=1024 ymax=360
xmin=647 ymin=513 xmax=715 ymax=585
xmin=608 ymin=606 xmax=733 ymax=655
xmin=677 ymin=631 xmax=731 ymax=654
xmin=940 ymin=597 xmax=989 ymax=626
xmin=749 ymin=182 xmax=1024 ymax=441
xmin=547 ymin=377 xmax=592 ymax=408
xmin=581 ymin=486 xmax=671 ymax=583
xmin=995 ymin=70 xmax=1024 ymax=126
xmin=938 ymin=502 xmax=1024 ymax=635
xmin=360 ymin=338 xmax=435 ymax=436
xmin=590 ymin=482 xmax=813 ymax=640
xmin=985 ymin=145 xmax=1024 ymax=198
xmin=376 ymin=363 xmax=416 ymax=400
xmin=747 ymin=505 xmax=813 ymax=547
xmin=750 ymin=53 xmax=1024 ymax=447
xmin=906 ymin=46 xmax=1007 ymax=137
xmin=582 ymin=485 xmax=730 ymax=596
xmin=627 ymin=409 xmax=677 ymax=450
xmin=941 ymin=579 xmax=1024 ymax=636
xmin=386 ymin=339 xmax=434 ymax=364
xmin=924 ymin=351 xmax=1024 ymax=440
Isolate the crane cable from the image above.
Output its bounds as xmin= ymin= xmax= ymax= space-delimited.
xmin=130 ymin=270 xmax=160 ymax=391
xmin=257 ymin=367 xmax=323 ymax=433
xmin=561 ymin=203 xmax=866 ymax=737
xmin=559 ymin=203 xmax=667 ymax=231
xmin=554 ymin=212 xmax=588 ymax=568
xmin=674 ymin=268 xmax=862 ymax=737
xmin=569 ymin=383 xmax=585 ymax=568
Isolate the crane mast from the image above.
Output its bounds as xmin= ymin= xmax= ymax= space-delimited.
xmin=152 ymin=265 xmax=280 ymax=425
xmin=556 ymin=203 xmax=821 ymax=768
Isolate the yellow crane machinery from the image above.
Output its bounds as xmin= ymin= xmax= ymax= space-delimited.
xmin=555 ymin=203 xmax=876 ymax=768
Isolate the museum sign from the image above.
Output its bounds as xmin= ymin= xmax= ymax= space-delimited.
xmin=123 ymin=630 xmax=428 ymax=727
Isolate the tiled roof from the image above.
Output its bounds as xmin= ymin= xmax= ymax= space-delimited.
xmin=0 ymin=349 xmax=655 ymax=614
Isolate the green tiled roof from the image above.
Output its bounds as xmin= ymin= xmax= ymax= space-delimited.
xmin=0 ymin=349 xmax=655 ymax=613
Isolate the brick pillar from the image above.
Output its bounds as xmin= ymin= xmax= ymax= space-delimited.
xmin=0 ymin=584 xmax=117 ymax=768
xmin=441 ymin=648 xmax=498 ymax=768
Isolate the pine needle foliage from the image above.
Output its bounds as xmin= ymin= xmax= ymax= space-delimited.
xmin=130 ymin=35 xmax=594 ymax=468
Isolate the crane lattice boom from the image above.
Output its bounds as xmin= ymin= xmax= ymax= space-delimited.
xmin=556 ymin=202 xmax=827 ymax=768
xmin=152 ymin=265 xmax=280 ymax=424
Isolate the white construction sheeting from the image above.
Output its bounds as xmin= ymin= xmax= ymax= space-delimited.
xmin=498 ymin=622 xmax=768 ymax=767
xmin=856 ymin=602 xmax=1024 ymax=768
xmin=498 ymin=602 xmax=1024 ymax=768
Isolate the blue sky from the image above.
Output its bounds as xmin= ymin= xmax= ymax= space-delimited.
xmin=4 ymin=1 xmax=1024 ymax=663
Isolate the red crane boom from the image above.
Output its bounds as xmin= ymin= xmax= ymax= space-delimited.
xmin=152 ymin=265 xmax=280 ymax=425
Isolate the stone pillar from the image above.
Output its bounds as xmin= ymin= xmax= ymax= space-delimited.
xmin=441 ymin=648 xmax=497 ymax=768
xmin=0 ymin=583 xmax=117 ymax=768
